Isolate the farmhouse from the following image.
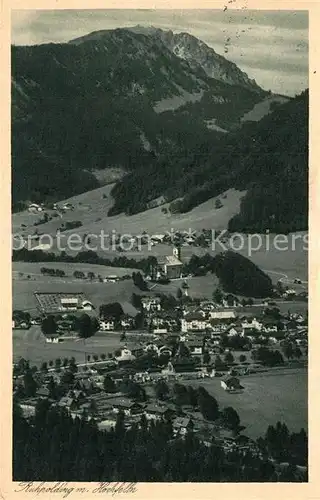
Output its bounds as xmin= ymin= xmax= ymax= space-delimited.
xmin=36 ymin=386 xmax=50 ymax=398
xmin=182 ymin=313 xmax=208 ymax=332
xmin=100 ymin=318 xmax=115 ymax=331
xmin=104 ymin=275 xmax=119 ymax=283
xmin=157 ymin=247 xmax=183 ymax=279
xmin=209 ymin=309 xmax=237 ymax=320
xmin=187 ymin=338 xmax=204 ymax=356
xmin=173 ymin=417 xmax=194 ymax=436
xmin=28 ymin=203 xmax=43 ymax=212
xmin=114 ymin=347 xmax=136 ymax=362
xmin=58 ymin=397 xmax=78 ymax=412
xmin=144 ymin=404 xmax=176 ymax=421
xmin=221 ymin=376 xmax=244 ymax=392
xmin=45 ymin=334 xmax=60 ymax=343
xmin=109 ymin=398 xmax=143 ymax=416
xmin=120 ymin=315 xmax=135 ymax=329
xmin=82 ymin=300 xmax=95 ymax=311
xmin=141 ymin=296 xmax=161 ymax=312
xmin=241 ymin=318 xmax=263 ymax=332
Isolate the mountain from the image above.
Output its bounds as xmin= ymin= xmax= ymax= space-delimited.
xmin=12 ymin=27 xmax=274 ymax=209
xmin=110 ymin=90 xmax=308 ymax=233
xmin=72 ymin=25 xmax=262 ymax=92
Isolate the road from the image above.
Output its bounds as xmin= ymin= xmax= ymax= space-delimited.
xmin=263 ymin=269 xmax=308 ymax=288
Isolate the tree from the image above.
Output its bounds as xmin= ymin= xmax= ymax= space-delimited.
xmin=294 ymin=346 xmax=303 ymax=359
xmin=224 ymin=351 xmax=234 ymax=365
xmin=187 ymin=386 xmax=198 ymax=408
xmin=47 ymin=377 xmax=57 ymax=399
xmin=131 ymin=293 xmax=142 ymax=309
xmin=87 ymin=271 xmax=95 ymax=281
xmin=214 ymin=355 xmax=225 ymax=370
xmin=73 ymin=270 xmax=85 ymax=279
xmin=132 ymin=272 xmax=148 ymax=291
xmin=55 ymin=358 xmax=61 ymax=369
xmin=69 ymin=361 xmax=78 ymax=374
xmin=176 ymin=288 xmax=183 ymax=300
xmin=160 ymin=294 xmax=177 ymax=311
xmin=76 ymin=314 xmax=99 ymax=340
xmin=203 ymin=351 xmax=211 ymax=365
xmin=93 ymin=354 xmax=99 ymax=362
xmin=103 ymin=375 xmax=117 ymax=393
xmin=213 ymin=287 xmax=223 ymax=305
xmin=239 ymin=354 xmax=247 ymax=363
xmin=221 ymin=406 xmax=240 ymax=431
xmin=61 ymin=370 xmax=75 ymax=386
xmin=115 ymin=410 xmax=125 ymax=437
xmin=40 ymin=362 xmax=48 ymax=373
xmin=215 ymin=198 xmax=223 ymax=209
xmin=99 ymin=303 xmax=123 ymax=323
xmin=173 ymin=383 xmax=190 ymax=406
xmin=155 ymin=380 xmax=170 ymax=401
xmin=41 ymin=316 xmax=57 ymax=336
xmin=198 ymin=389 xmax=219 ymax=421
xmin=134 ymin=312 xmax=144 ymax=329
xmin=23 ymin=369 xmax=37 ymax=397
xmin=178 ymin=342 xmax=190 ymax=358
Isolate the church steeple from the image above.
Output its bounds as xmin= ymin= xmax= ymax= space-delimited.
xmin=173 ymin=246 xmax=181 ymax=261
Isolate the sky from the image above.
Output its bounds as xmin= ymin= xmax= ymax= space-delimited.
xmin=11 ymin=9 xmax=308 ymax=96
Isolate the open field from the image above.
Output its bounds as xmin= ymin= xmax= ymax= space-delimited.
xmin=189 ymin=368 xmax=307 ymax=438
xmin=12 ymin=262 xmax=140 ymax=279
xmin=12 ymin=275 xmax=138 ymax=313
xmin=12 ymin=261 xmax=220 ymax=312
xmin=12 ymin=185 xmax=245 ymax=237
xmin=12 ymin=182 xmax=307 ymax=283
xmin=12 ymin=260 xmax=307 ymax=319
xmin=13 ymin=327 xmax=124 ymax=366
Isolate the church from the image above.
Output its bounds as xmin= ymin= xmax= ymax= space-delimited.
xmin=157 ymin=246 xmax=183 ymax=279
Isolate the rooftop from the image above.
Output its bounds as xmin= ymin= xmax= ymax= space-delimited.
xmin=158 ymin=255 xmax=183 ymax=266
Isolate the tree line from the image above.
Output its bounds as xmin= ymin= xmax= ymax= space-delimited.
xmin=13 ymin=248 xmax=274 ymax=298
xmin=13 ymin=400 xmax=307 ymax=481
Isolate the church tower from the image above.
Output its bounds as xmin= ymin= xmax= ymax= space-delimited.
xmin=173 ymin=246 xmax=182 ymax=261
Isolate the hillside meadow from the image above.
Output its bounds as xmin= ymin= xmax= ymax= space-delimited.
xmin=189 ymin=368 xmax=307 ymax=438
xmin=12 ymin=182 xmax=307 ymax=285
xmin=12 ymin=262 xmax=220 ymax=313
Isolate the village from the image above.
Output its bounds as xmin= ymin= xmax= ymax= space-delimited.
xmin=12 ymin=242 xmax=308 ymax=467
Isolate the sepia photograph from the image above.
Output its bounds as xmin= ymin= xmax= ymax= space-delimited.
xmin=11 ymin=8 xmax=308 ymax=483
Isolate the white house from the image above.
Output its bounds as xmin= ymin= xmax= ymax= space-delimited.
xmin=221 ymin=376 xmax=244 ymax=392
xmin=115 ymin=347 xmax=136 ymax=362
xmin=141 ymin=296 xmax=161 ymax=312
xmin=28 ymin=203 xmax=43 ymax=212
xmin=82 ymin=300 xmax=95 ymax=311
xmin=187 ymin=339 xmax=203 ymax=356
xmin=104 ymin=275 xmax=119 ymax=283
xmin=60 ymin=297 xmax=79 ymax=311
xmin=209 ymin=309 xmax=237 ymax=320
xmin=153 ymin=327 xmax=168 ymax=334
xmin=182 ymin=313 xmax=208 ymax=332
xmin=45 ymin=334 xmax=59 ymax=343
xmin=241 ymin=318 xmax=263 ymax=333
xmin=62 ymin=202 xmax=74 ymax=211
xmin=227 ymin=326 xmax=243 ymax=337
xmin=120 ymin=316 xmax=134 ymax=329
xmin=100 ymin=319 xmax=115 ymax=331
